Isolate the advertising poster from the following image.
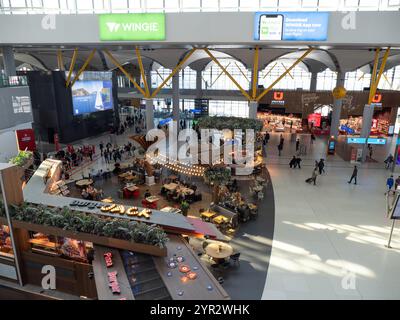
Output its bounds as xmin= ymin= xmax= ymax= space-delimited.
xmin=99 ymin=13 xmax=165 ymax=41
xmin=254 ymin=12 xmax=329 ymax=41
xmin=308 ymin=113 xmax=321 ymax=127
xmin=15 ymin=129 xmax=36 ymax=151
xmin=72 ymin=80 xmax=113 ymax=116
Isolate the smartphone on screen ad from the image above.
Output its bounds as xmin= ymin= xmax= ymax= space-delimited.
xmin=259 ymin=14 xmax=283 ymax=40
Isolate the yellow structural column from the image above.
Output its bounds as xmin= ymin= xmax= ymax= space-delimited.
xmin=135 ymin=46 xmax=150 ymax=98
xmin=256 ymin=47 xmax=314 ymax=102
xmin=104 ymin=49 xmax=147 ymax=97
xmin=203 ymin=48 xmax=252 ymax=101
xmin=65 ymin=48 xmax=78 ymax=87
xmin=369 ymin=47 xmax=390 ymax=104
xmin=252 ymin=46 xmax=259 ymax=100
xmin=69 ymin=49 xmax=97 ymax=87
xmin=151 ymin=48 xmax=197 ymax=99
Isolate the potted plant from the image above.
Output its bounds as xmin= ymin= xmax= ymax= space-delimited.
xmin=180 ymin=200 xmax=190 ymax=217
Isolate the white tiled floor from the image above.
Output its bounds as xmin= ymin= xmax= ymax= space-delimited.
xmin=262 ymin=134 xmax=400 ymax=300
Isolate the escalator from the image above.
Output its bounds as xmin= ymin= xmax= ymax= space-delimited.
xmin=120 ymin=250 xmax=172 ymax=300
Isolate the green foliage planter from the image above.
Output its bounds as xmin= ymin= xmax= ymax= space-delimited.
xmin=204 ymin=166 xmax=232 ymax=186
xmin=2 ymin=203 xmax=169 ymax=256
xmin=9 ymin=150 xmax=33 ymax=167
xmin=197 ymin=116 xmax=263 ymax=132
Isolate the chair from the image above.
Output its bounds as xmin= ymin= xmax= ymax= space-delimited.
xmin=230 ymin=253 xmax=241 ymax=267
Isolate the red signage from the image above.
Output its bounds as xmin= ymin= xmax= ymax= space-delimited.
xmin=54 ymin=133 xmax=60 ymax=152
xmin=372 ymin=93 xmax=382 ymax=103
xmin=15 ymin=129 xmax=36 ymax=151
xmin=308 ymin=113 xmax=322 ymax=128
xmin=107 ymin=271 xmax=121 ymax=294
xmin=273 ymin=91 xmax=284 ymax=101
xmin=104 ymin=252 xmax=113 ymax=267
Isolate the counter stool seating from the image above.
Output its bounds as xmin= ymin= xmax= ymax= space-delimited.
xmin=229 ymin=253 xmax=241 ymax=267
xmin=141 ymin=199 xmax=157 ymax=209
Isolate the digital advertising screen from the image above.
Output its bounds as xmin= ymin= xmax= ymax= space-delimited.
xmin=71 ymin=80 xmax=113 ymax=116
xmin=254 ymin=12 xmax=329 ymax=41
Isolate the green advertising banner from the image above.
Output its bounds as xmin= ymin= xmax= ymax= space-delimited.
xmin=99 ymin=13 xmax=165 ymax=41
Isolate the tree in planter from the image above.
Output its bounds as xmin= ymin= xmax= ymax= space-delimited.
xmin=180 ymin=201 xmax=190 ymax=217
xmin=204 ymin=166 xmax=232 ymax=203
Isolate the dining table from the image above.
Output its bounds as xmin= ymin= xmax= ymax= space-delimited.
xmin=205 ymin=242 xmax=233 ymax=262
xmin=75 ymin=179 xmax=93 ymax=188
xmin=146 ymin=196 xmax=160 ymax=203
xmin=201 ymin=210 xmax=217 ymax=221
xmin=163 ymin=182 xmax=179 ymax=192
xmin=212 ymin=215 xmax=230 ymax=225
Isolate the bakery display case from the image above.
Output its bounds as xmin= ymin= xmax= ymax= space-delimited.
xmin=0 ymin=225 xmax=14 ymax=259
xmin=28 ymin=232 xmax=92 ymax=263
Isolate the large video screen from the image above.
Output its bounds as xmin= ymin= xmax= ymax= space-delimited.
xmin=71 ymin=80 xmax=113 ymax=116
xmin=254 ymin=12 xmax=329 ymax=41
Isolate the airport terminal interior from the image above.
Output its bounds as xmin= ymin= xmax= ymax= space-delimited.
xmin=0 ymin=0 xmax=400 ymax=301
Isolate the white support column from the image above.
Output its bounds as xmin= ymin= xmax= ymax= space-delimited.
xmin=329 ymin=72 xmax=345 ymax=139
xmin=310 ymin=72 xmax=318 ymax=91
xmin=145 ymin=99 xmax=154 ymax=131
xmin=248 ymin=69 xmax=258 ymax=119
xmin=360 ymin=104 xmax=375 ymax=161
xmin=172 ymin=73 xmax=180 ymax=123
xmin=248 ymin=101 xmax=258 ymax=119
xmin=2 ymin=46 xmax=16 ymax=76
xmin=195 ymin=69 xmax=202 ymax=99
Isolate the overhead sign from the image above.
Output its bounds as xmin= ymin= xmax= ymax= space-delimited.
xmin=347 ymin=137 xmax=386 ymax=145
xmin=99 ymin=14 xmax=166 ymax=41
xmin=254 ymin=12 xmax=329 ymax=41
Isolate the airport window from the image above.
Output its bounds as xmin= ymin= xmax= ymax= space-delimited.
xmin=220 ymin=0 xmax=239 ymax=11
xmin=209 ymin=100 xmax=249 ymax=118
xmin=316 ymin=69 xmax=337 ymax=91
xmin=201 ymin=0 xmax=219 ymax=11
xmin=260 ymin=63 xmax=311 ymax=90
xmin=180 ymin=67 xmax=197 ymax=89
xmin=345 ymin=69 xmax=372 ymax=91
xmin=202 ymin=59 xmax=250 ymax=91
xmin=151 ymin=67 xmax=172 ymax=88
xmin=239 ymin=0 xmax=259 ymax=10
xmin=377 ymin=66 xmax=400 ymax=91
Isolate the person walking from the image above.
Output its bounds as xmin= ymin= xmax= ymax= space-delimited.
xmin=348 ymin=165 xmax=358 ymax=185
xmin=306 ymin=168 xmax=318 ymax=185
xmin=103 ymin=149 xmax=110 ymax=164
xmin=386 ymin=175 xmax=394 ymax=195
xmin=318 ymin=159 xmax=325 ymax=175
xmin=278 ymin=143 xmax=283 ymax=156
xmin=289 ymin=156 xmax=296 ymax=168
xmin=384 ymin=154 xmax=394 ymax=170
xmin=99 ymin=141 xmax=104 ymax=156
xmin=295 ymin=156 xmax=302 ymax=169
xmin=296 ymin=138 xmax=300 ymax=152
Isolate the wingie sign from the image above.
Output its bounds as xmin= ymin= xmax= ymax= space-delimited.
xmin=99 ymin=13 xmax=166 ymax=41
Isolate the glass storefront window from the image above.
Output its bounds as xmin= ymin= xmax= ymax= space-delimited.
xmin=0 ymin=225 xmax=14 ymax=259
